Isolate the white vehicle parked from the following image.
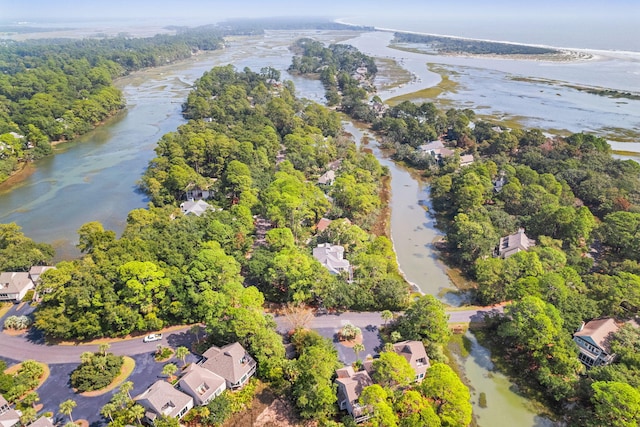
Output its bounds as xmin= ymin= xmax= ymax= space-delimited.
xmin=143 ymin=333 xmax=163 ymax=343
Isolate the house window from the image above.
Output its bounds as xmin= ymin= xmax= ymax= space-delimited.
xmin=578 ymin=352 xmax=595 ymax=366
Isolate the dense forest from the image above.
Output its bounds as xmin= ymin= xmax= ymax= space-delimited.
xmin=0 ymin=26 xmax=229 ymax=183
xmin=393 ymin=32 xmax=560 ymax=55
xmin=369 ymin=99 xmax=640 ymax=424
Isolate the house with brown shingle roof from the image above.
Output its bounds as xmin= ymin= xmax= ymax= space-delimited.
xmin=497 ymin=228 xmax=535 ymax=258
xmin=0 ymin=272 xmax=35 ymax=302
xmin=392 ymin=340 xmax=430 ymax=382
xmin=178 ymin=364 xmax=226 ymax=406
xmin=199 ymin=342 xmax=256 ymax=390
xmin=335 ymin=366 xmax=374 ymax=424
xmin=134 ymin=380 xmax=193 ymax=424
xmin=573 ymin=318 xmax=620 ymax=368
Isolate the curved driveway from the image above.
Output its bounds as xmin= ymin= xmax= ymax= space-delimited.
xmin=0 ymin=305 xmax=505 ymax=364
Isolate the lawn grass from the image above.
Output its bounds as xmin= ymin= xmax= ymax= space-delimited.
xmin=80 ymin=356 xmax=135 ymax=397
xmin=0 ymin=302 xmax=12 ymax=320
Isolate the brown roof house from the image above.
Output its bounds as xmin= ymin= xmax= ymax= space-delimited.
xmin=335 ymin=366 xmax=374 ymax=424
xmin=0 ymin=396 xmax=19 ymax=427
xmin=393 ymin=340 xmax=430 ymax=382
xmin=200 ymin=342 xmax=256 ymax=390
xmin=313 ymin=243 xmax=352 ymax=278
xmin=177 ymin=364 xmax=226 ymax=406
xmin=0 ymin=272 xmax=35 ymax=302
xmin=497 ymin=228 xmax=535 ymax=258
xmin=573 ymin=318 xmax=620 ymax=368
xmin=134 ymin=380 xmax=194 ymax=424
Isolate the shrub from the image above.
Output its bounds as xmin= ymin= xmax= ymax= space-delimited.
xmin=154 ymin=345 xmax=174 ymax=361
xmin=22 ymin=290 xmax=34 ymax=302
xmin=70 ymin=353 xmax=123 ymax=392
xmin=4 ymin=315 xmax=33 ymax=330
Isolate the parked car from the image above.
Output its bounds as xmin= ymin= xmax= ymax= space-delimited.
xmin=143 ymin=333 xmax=163 ymax=343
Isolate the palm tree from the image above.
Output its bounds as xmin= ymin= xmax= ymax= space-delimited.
xmin=21 ymin=391 xmax=39 ymax=409
xmin=101 ymin=402 xmax=117 ymax=423
xmin=353 ymin=343 xmax=365 ymax=361
xmin=19 ymin=407 xmax=37 ymax=426
xmin=59 ymin=399 xmax=77 ymax=423
xmin=119 ymin=381 xmax=134 ymax=401
xmin=381 ymin=310 xmax=393 ymax=328
xmin=175 ymin=346 xmax=189 ymax=367
xmin=129 ymin=404 xmax=145 ymax=425
xmin=99 ymin=342 xmax=111 ymax=356
xmin=390 ymin=331 xmax=402 ymax=343
xmin=162 ymin=363 xmax=178 ymax=380
xmin=80 ymin=351 xmax=93 ymax=365
xmin=189 ymin=325 xmax=201 ymax=345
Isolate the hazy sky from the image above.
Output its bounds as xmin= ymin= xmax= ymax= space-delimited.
xmin=1 ymin=0 xmax=638 ymax=24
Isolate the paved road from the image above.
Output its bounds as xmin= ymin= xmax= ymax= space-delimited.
xmin=0 ymin=304 xmax=505 ymax=364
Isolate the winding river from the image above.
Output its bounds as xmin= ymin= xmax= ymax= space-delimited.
xmin=0 ymin=30 xmax=606 ymax=425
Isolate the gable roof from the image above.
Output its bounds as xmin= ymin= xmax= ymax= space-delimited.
xmin=134 ymin=380 xmax=192 ymax=420
xmin=393 ymin=340 xmax=430 ymax=375
xmin=0 ymin=272 xmax=34 ymax=295
xmin=201 ymin=342 xmax=255 ymax=385
xmin=0 ymin=396 xmax=20 ymax=427
xmin=318 ymin=170 xmax=336 ymax=185
xmin=178 ymin=364 xmax=225 ymax=404
xmin=28 ymin=266 xmax=55 ymax=283
xmin=316 ymin=218 xmax=333 ymax=233
xmin=574 ymin=318 xmax=620 ymax=353
xmin=312 ymin=243 xmax=350 ymax=275
xmin=498 ymin=228 xmax=535 ymax=258
xmin=180 ymin=199 xmax=211 ymax=217
xmin=336 ymin=366 xmax=374 ymax=405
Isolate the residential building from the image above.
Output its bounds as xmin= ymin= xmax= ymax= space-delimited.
xmin=318 ymin=170 xmax=336 ymax=185
xmin=312 ymin=243 xmax=352 ymax=278
xmin=134 ymin=380 xmax=194 ymax=424
xmin=335 ymin=366 xmax=374 ymax=423
xmin=459 ymin=154 xmax=474 ymax=167
xmin=573 ymin=318 xmax=620 ymax=368
xmin=419 ymin=140 xmax=454 ymax=161
xmin=0 ymin=396 xmax=19 ymax=427
xmin=28 ymin=266 xmax=55 ymax=284
xmin=497 ymin=228 xmax=535 ymax=258
xmin=0 ymin=272 xmax=35 ymax=302
xmin=180 ymin=199 xmax=212 ymax=217
xmin=315 ymin=217 xmax=351 ymax=233
xmin=185 ymin=187 xmax=211 ymax=200
xmin=200 ymin=342 xmax=256 ymax=390
xmin=393 ymin=340 xmax=430 ymax=382
xmin=27 ymin=417 xmax=55 ymax=427
xmin=178 ymin=364 xmax=226 ymax=406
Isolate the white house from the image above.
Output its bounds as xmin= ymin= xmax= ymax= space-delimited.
xmin=135 ymin=380 xmax=194 ymax=424
xmin=497 ymin=228 xmax=535 ymax=258
xmin=573 ymin=318 xmax=620 ymax=368
xmin=0 ymin=396 xmax=20 ymax=427
xmin=180 ymin=199 xmax=212 ymax=217
xmin=178 ymin=364 xmax=226 ymax=406
xmin=313 ymin=243 xmax=351 ymax=277
xmin=0 ymin=272 xmax=35 ymax=302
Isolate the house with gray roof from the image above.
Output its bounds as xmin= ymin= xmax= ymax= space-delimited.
xmin=0 ymin=396 xmax=19 ymax=427
xmin=318 ymin=170 xmax=336 ymax=185
xmin=180 ymin=199 xmax=212 ymax=217
xmin=200 ymin=342 xmax=256 ymax=390
xmin=573 ymin=318 xmax=620 ymax=368
xmin=393 ymin=340 xmax=430 ymax=382
xmin=335 ymin=366 xmax=374 ymax=424
xmin=134 ymin=380 xmax=193 ymax=424
xmin=0 ymin=272 xmax=35 ymax=302
xmin=178 ymin=363 xmax=226 ymax=406
xmin=497 ymin=228 xmax=535 ymax=258
xmin=313 ymin=243 xmax=352 ymax=278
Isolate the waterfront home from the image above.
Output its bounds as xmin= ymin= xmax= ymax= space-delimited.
xmin=199 ymin=342 xmax=256 ymax=390
xmin=313 ymin=243 xmax=352 ymax=278
xmin=335 ymin=366 xmax=374 ymax=423
xmin=180 ymin=199 xmax=212 ymax=217
xmin=573 ymin=318 xmax=620 ymax=368
xmin=496 ymin=228 xmax=535 ymax=258
xmin=177 ymin=364 xmax=226 ymax=406
xmin=419 ymin=140 xmax=454 ymax=161
xmin=393 ymin=340 xmax=430 ymax=382
xmin=0 ymin=272 xmax=35 ymax=302
xmin=134 ymin=380 xmax=194 ymax=424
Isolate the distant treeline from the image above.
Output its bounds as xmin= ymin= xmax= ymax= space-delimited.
xmin=214 ymin=17 xmax=373 ymax=35
xmin=394 ymin=32 xmax=559 ymax=55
